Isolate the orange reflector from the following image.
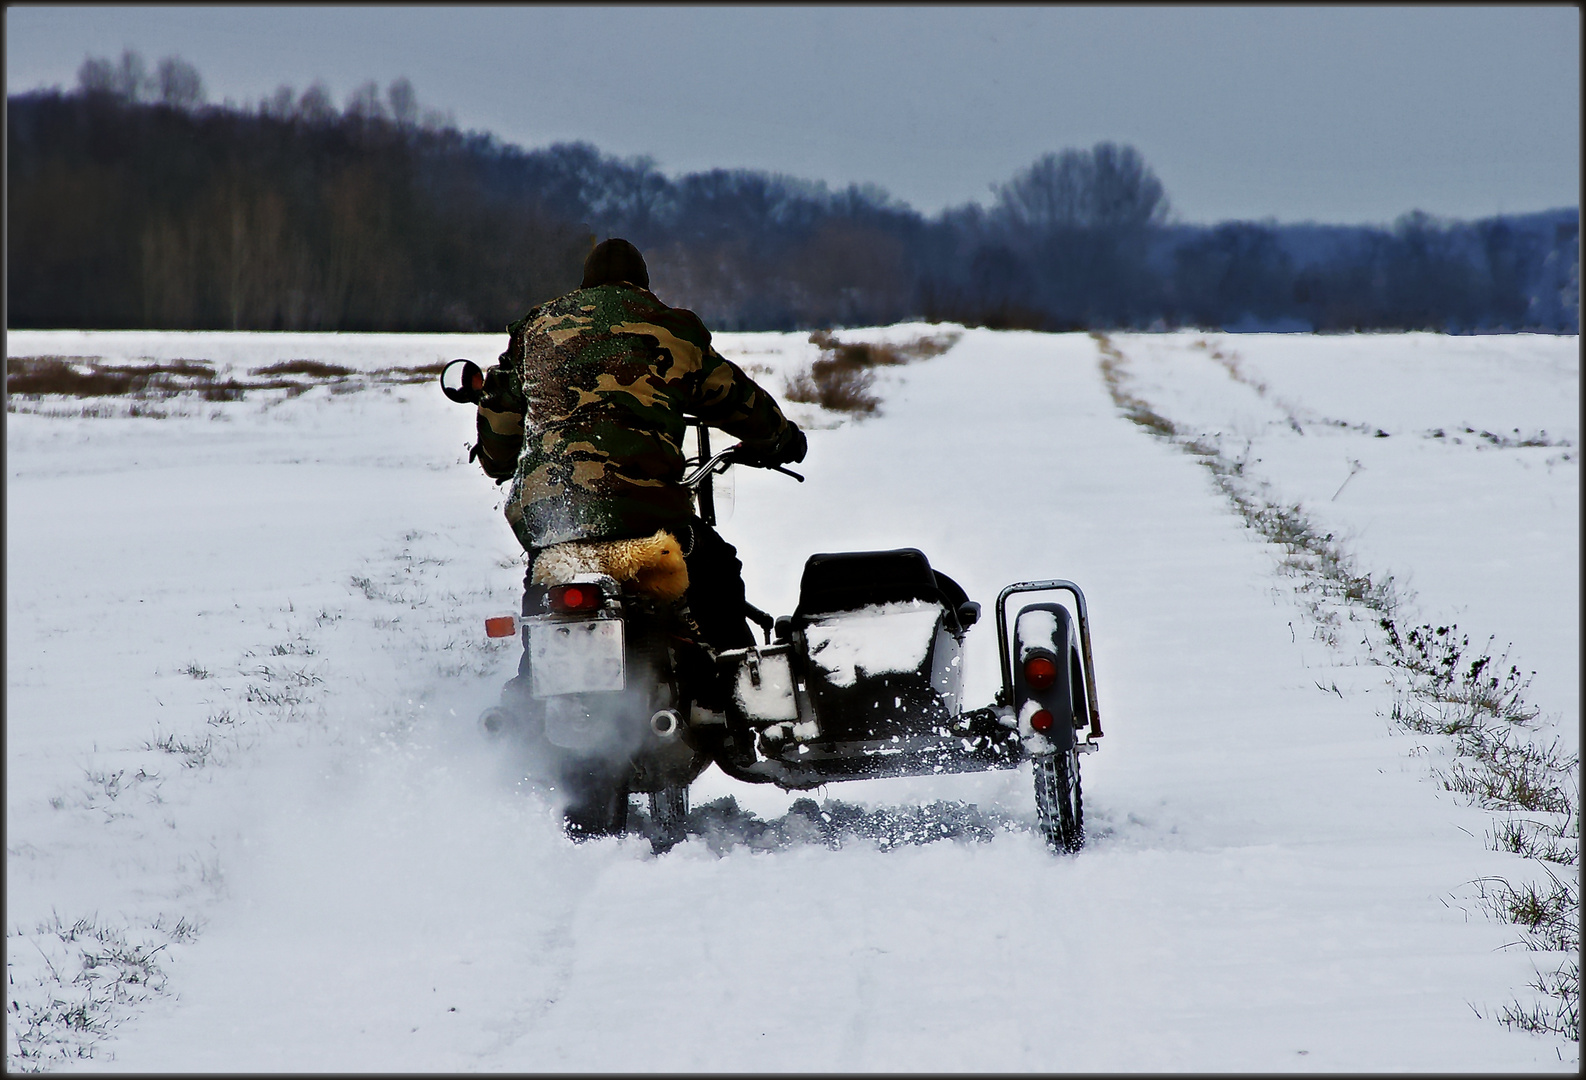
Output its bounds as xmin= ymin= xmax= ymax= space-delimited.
xmin=1030 ymin=709 xmax=1054 ymax=731
xmin=1024 ymin=655 xmax=1058 ymax=690
xmin=484 ymin=615 xmax=517 ymax=638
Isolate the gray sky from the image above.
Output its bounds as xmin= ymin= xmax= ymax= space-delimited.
xmin=6 ymin=5 xmax=1580 ymax=225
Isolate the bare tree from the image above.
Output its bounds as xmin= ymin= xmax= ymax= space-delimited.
xmin=995 ymin=151 xmax=1084 ymax=233
xmin=261 ymin=84 xmax=296 ymax=119
xmin=1088 ymin=142 xmax=1170 ymax=230
xmin=995 ymin=143 xmax=1169 ymax=234
xmin=386 ymin=77 xmax=418 ymax=126
xmin=344 ymin=80 xmax=387 ymax=122
xmin=296 ymin=82 xmax=336 ymax=124
xmin=419 ymin=107 xmax=455 ymax=132
xmin=76 ymin=49 xmax=154 ymax=101
xmin=156 ymin=56 xmax=205 ymax=110
xmin=76 ymin=55 xmax=115 ymax=95
xmin=111 ymin=49 xmax=152 ymax=102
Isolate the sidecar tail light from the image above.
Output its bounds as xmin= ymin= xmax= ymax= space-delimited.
xmin=1023 ymin=655 xmax=1058 ymax=690
xmin=549 ymin=583 xmax=604 ymax=614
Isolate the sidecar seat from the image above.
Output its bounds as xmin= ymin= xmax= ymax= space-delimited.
xmin=793 ymin=548 xmax=976 ymax=633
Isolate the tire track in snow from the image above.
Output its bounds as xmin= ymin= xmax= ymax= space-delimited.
xmin=474 ymin=849 xmax=608 ymax=1059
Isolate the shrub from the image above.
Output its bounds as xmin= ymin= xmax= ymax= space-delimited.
xmin=786 ymin=329 xmax=961 ymax=414
xmin=6 ymin=357 xmax=215 ymax=397
xmin=249 ymin=360 xmax=355 ymax=378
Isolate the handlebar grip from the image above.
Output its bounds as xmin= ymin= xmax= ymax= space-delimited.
xmin=731 ymin=444 xmax=806 ymax=482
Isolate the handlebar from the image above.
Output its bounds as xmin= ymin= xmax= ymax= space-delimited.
xmin=681 ymin=445 xmax=804 ymax=488
xmin=441 ymin=364 xmax=804 ymax=486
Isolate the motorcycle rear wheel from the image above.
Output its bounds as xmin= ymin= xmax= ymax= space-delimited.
xmin=646 ymin=785 xmax=690 ymax=853
xmin=562 ymin=767 xmax=629 ymax=840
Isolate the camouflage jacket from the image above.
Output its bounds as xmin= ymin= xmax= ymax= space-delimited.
xmin=472 ymin=283 xmax=794 ymax=550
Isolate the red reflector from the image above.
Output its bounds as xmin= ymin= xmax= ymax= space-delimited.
xmin=1024 ymin=655 xmax=1058 ymax=690
xmin=549 ymin=583 xmax=602 ymax=613
xmin=484 ymin=615 xmax=516 ymax=638
xmin=1030 ymin=709 xmax=1054 ymax=731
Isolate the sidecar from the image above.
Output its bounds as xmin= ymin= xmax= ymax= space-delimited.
xmin=711 ymin=547 xmax=1102 ymax=851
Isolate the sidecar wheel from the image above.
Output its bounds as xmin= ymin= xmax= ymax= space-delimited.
xmin=646 ymin=785 xmax=690 ymax=854
xmin=1033 ymin=750 xmax=1083 ymax=853
xmin=562 ymin=769 xmax=629 ymax=841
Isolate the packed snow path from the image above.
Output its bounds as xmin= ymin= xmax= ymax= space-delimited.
xmin=6 ymin=328 xmax=1577 ymax=1070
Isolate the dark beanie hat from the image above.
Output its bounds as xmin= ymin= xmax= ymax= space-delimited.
xmin=581 ymin=238 xmax=649 ymax=290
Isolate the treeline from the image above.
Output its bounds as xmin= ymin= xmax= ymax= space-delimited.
xmin=8 ymin=52 xmax=1579 ymax=334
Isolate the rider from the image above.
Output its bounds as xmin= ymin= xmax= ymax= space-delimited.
xmin=468 ymin=237 xmax=807 ymax=667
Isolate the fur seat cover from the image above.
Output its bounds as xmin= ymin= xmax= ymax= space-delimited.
xmin=530 ymin=529 xmax=689 ymax=603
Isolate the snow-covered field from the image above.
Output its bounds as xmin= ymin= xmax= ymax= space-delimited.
xmin=6 ymin=325 xmax=1578 ymax=1070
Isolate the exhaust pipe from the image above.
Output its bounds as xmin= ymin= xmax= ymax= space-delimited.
xmin=478 ymin=706 xmax=512 ymax=739
xmin=649 ymin=709 xmax=682 ymax=739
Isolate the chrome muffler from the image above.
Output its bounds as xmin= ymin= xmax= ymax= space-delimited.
xmin=649 ymin=709 xmax=682 ymax=739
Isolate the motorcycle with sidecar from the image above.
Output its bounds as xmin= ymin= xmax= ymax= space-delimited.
xmin=442 ymin=360 xmax=1103 ymax=853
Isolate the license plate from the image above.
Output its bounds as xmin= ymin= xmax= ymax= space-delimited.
xmin=528 ymin=618 xmax=625 ymax=697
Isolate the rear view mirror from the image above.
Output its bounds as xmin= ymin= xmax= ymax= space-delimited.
xmin=440 ymin=358 xmax=484 ymax=404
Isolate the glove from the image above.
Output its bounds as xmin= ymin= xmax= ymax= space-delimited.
xmin=736 ymin=423 xmax=806 ymax=468
xmin=478 ymin=365 xmax=524 ymax=413
xmin=471 ymin=365 xmax=526 ymax=482
xmin=780 ymin=423 xmax=809 ymax=464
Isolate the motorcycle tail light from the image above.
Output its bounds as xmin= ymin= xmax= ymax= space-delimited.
xmin=484 ymin=615 xmax=517 ymax=638
xmin=1023 ymin=655 xmax=1058 ymax=690
xmin=1030 ymin=709 xmax=1054 ymax=732
xmin=549 ymin=583 xmax=603 ymax=614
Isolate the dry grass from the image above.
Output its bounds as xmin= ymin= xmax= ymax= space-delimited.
xmin=786 ymin=363 xmax=878 ymax=413
xmin=8 ymin=355 xmax=455 ymax=412
xmin=1491 ymin=816 xmax=1579 ymax=865
xmin=249 ymin=359 xmax=356 ymax=378
xmin=1474 ymin=868 xmax=1579 ymax=954
xmin=373 ymin=362 xmax=449 ymax=383
xmin=1093 ymin=333 xmax=1181 ymax=438
xmin=1499 ymin=959 xmax=1580 ymax=1040
xmin=785 ymin=329 xmax=962 ymax=415
xmin=7 ymin=357 xmax=224 ymax=397
xmin=1379 ymin=621 xmax=1541 ymax=728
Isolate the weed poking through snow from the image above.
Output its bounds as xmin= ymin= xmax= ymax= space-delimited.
xmin=6 ymin=914 xmax=200 ymax=1071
